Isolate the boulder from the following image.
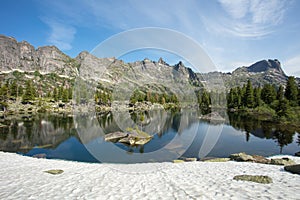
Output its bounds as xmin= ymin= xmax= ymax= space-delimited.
xmin=184 ymin=157 xmax=197 ymax=162
xmin=200 ymin=112 xmax=225 ymax=122
xmin=44 ymin=169 xmax=64 ymax=175
xmin=295 ymin=151 xmax=300 ymax=157
xmin=233 ymin=175 xmax=273 ymax=184
xmin=202 ymin=158 xmax=230 ymax=162
xmin=270 ymin=158 xmax=296 ymax=166
xmin=104 ymin=132 xmax=128 ymax=142
xmin=252 ymin=155 xmax=270 ymax=164
xmin=33 ymin=153 xmax=46 ymax=159
xmin=229 ymin=152 xmax=254 ymax=162
xmin=104 ymin=128 xmax=152 ymax=146
xmin=284 ymin=164 xmax=300 ymax=175
xmin=173 ymin=160 xmax=185 ymax=163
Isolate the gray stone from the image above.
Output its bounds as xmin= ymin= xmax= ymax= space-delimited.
xmin=284 ymin=164 xmax=300 ymax=175
xmin=270 ymin=158 xmax=296 ymax=166
xmin=233 ymin=175 xmax=273 ymax=184
xmin=295 ymin=151 xmax=300 ymax=157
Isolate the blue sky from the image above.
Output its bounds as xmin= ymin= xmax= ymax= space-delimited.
xmin=1 ymin=0 xmax=300 ymax=76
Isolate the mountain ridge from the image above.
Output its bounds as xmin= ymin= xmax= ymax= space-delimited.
xmin=0 ymin=35 xmax=297 ymax=90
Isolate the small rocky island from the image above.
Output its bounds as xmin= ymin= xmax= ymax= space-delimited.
xmin=104 ymin=127 xmax=153 ymax=146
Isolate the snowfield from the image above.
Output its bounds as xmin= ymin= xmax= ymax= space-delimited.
xmin=0 ymin=151 xmax=299 ymax=199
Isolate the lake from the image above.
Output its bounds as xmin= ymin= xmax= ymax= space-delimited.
xmin=0 ymin=109 xmax=299 ymax=163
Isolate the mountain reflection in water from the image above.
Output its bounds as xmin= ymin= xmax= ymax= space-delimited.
xmin=0 ymin=110 xmax=299 ymax=163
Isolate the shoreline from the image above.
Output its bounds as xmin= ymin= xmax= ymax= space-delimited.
xmin=0 ymin=151 xmax=299 ymax=199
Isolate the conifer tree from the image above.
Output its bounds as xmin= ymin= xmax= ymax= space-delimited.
xmin=285 ymin=76 xmax=298 ymax=106
xmin=253 ymin=87 xmax=262 ymax=107
xmin=261 ymin=84 xmax=276 ymax=105
xmin=22 ymin=80 xmax=36 ymax=103
xmin=245 ymin=80 xmax=254 ymax=108
xmin=277 ymin=85 xmax=284 ymax=100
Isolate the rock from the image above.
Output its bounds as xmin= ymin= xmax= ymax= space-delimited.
xmin=44 ymin=169 xmax=64 ymax=175
xmin=104 ymin=132 xmax=128 ymax=142
xmin=252 ymin=155 xmax=270 ymax=164
xmin=270 ymin=158 xmax=296 ymax=166
xmin=295 ymin=151 xmax=300 ymax=157
xmin=104 ymin=128 xmax=152 ymax=146
xmin=173 ymin=160 xmax=185 ymax=163
xmin=229 ymin=152 xmax=254 ymax=162
xmin=233 ymin=175 xmax=273 ymax=184
xmin=184 ymin=158 xmax=197 ymax=162
xmin=284 ymin=164 xmax=300 ymax=175
xmin=134 ymin=137 xmax=152 ymax=145
xmin=33 ymin=153 xmax=46 ymax=159
xmin=200 ymin=112 xmax=225 ymax=122
xmin=202 ymin=158 xmax=230 ymax=162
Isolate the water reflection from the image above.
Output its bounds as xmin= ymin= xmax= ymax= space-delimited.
xmin=228 ymin=113 xmax=299 ymax=153
xmin=0 ymin=110 xmax=299 ymax=163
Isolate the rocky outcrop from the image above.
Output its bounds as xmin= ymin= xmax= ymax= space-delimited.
xmin=230 ymin=152 xmax=255 ymax=162
xmin=0 ymin=34 xmax=296 ymax=92
xmin=104 ymin=128 xmax=153 ymax=146
xmin=0 ymin=35 xmax=77 ymax=77
xmin=284 ymin=164 xmax=300 ymax=175
xmin=199 ymin=59 xmax=290 ymax=89
xmin=270 ymin=158 xmax=296 ymax=166
xmin=233 ymin=175 xmax=273 ymax=184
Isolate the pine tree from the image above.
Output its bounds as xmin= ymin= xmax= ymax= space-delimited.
xmin=10 ymin=80 xmax=18 ymax=97
xmin=22 ymin=80 xmax=36 ymax=103
xmin=253 ymin=87 xmax=262 ymax=107
xmin=298 ymin=87 xmax=300 ymax=106
xmin=285 ymin=76 xmax=298 ymax=106
xmin=261 ymin=84 xmax=276 ymax=105
xmin=62 ymin=89 xmax=69 ymax=103
xmin=245 ymin=80 xmax=254 ymax=108
xmin=200 ymin=89 xmax=211 ymax=114
xmin=276 ymin=98 xmax=289 ymax=117
xmin=277 ymin=85 xmax=284 ymax=100
xmin=53 ymin=88 xmax=59 ymax=101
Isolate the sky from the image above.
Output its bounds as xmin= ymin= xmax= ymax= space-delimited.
xmin=1 ymin=0 xmax=300 ymax=76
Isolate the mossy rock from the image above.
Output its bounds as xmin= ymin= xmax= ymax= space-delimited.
xmin=233 ymin=175 xmax=273 ymax=184
xmin=44 ymin=169 xmax=64 ymax=175
xmin=173 ymin=160 xmax=185 ymax=163
xmin=270 ymin=158 xmax=296 ymax=166
xmin=203 ymin=158 xmax=230 ymax=162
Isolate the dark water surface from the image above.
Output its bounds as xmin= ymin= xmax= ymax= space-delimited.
xmin=0 ymin=110 xmax=299 ymax=163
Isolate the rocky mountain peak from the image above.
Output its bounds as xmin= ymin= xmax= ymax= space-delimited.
xmin=158 ymin=57 xmax=167 ymax=65
xmin=247 ymin=59 xmax=284 ymax=74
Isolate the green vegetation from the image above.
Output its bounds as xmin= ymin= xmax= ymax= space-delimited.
xmin=129 ymin=85 xmax=180 ymax=110
xmin=227 ymin=76 xmax=300 ymax=126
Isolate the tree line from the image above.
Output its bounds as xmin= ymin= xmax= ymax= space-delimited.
xmin=0 ymin=79 xmax=72 ymax=110
xmin=227 ymin=77 xmax=300 ymax=117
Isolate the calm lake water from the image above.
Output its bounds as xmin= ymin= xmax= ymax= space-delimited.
xmin=0 ymin=109 xmax=299 ymax=163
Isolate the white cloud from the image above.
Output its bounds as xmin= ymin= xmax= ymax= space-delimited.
xmin=214 ymin=0 xmax=290 ymax=38
xmin=284 ymin=55 xmax=300 ymax=77
xmin=43 ymin=19 xmax=76 ymax=51
xmin=219 ymin=0 xmax=250 ymax=19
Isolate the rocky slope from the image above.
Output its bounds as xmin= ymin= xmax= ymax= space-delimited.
xmin=0 ymin=35 xmax=297 ymax=92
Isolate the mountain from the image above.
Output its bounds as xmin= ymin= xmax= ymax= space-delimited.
xmin=199 ymin=59 xmax=292 ymax=90
xmin=0 ymin=35 xmax=297 ymax=94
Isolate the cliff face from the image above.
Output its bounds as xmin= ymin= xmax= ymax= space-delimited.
xmin=0 ymin=35 xmax=78 ymax=77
